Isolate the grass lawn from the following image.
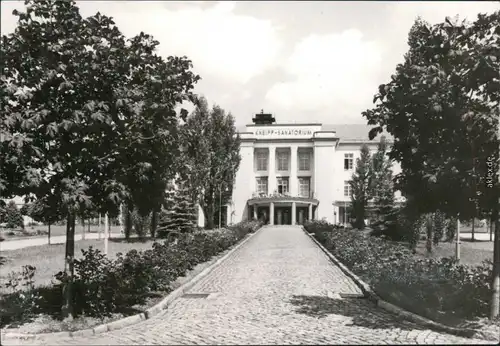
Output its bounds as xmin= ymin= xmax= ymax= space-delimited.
xmin=0 ymin=238 xmax=155 ymax=291
xmin=0 ymin=225 xmax=122 ymax=241
xmin=412 ymin=239 xmax=494 ymax=266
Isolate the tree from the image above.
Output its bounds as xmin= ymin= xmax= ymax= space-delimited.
xmin=0 ymin=200 xmax=6 ymax=224
xmin=349 ymin=144 xmax=373 ymax=229
xmin=370 ymin=136 xmax=396 ymax=223
xmin=157 ymin=185 xmax=197 ymax=238
xmin=180 ymin=97 xmax=241 ymax=229
xmin=24 ymin=196 xmax=63 ymax=244
xmin=363 ymin=12 xmax=500 ymax=317
xmin=5 ymin=200 xmax=24 ymax=229
xmin=1 ymin=0 xmax=199 ymax=319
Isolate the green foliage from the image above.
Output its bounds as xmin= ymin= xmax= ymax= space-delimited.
xmin=370 ymin=136 xmax=396 ymax=223
xmin=0 ymin=265 xmax=42 ymax=326
xmin=433 ymin=210 xmax=446 ymax=245
xmin=0 ymin=0 xmax=200 ymax=318
xmin=157 ymin=187 xmax=197 ymax=238
xmin=179 ymin=97 xmax=241 ymax=229
xmin=363 ymin=13 xmax=500 ymax=219
xmin=445 ymin=216 xmax=458 ymax=242
xmin=22 ymin=197 xmax=62 ymax=225
xmin=5 ymin=200 xmax=24 ymax=229
xmin=47 ymin=220 xmax=261 ymax=319
xmin=349 ymin=144 xmax=373 ymax=229
xmin=304 ymin=220 xmax=493 ymax=323
xmin=0 ymin=200 xmax=6 ymax=224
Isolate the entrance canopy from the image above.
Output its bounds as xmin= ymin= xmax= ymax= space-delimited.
xmin=248 ymin=194 xmax=319 ymax=207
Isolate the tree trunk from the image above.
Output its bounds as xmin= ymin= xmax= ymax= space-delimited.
xmin=48 ymin=223 xmax=51 ymax=245
xmin=87 ymin=219 xmax=90 ymax=234
xmin=471 ymin=218 xmax=475 ymax=242
xmin=204 ymin=205 xmax=214 ymax=230
xmin=490 ymin=204 xmax=500 ymax=319
xmin=426 ymin=214 xmax=433 ymax=253
xmin=81 ymin=217 xmax=85 ymax=240
xmin=61 ymin=212 xmax=76 ymax=320
xmin=124 ymin=204 xmax=132 ymax=240
xmin=150 ymin=209 xmax=158 ymax=239
xmin=104 ymin=213 xmax=109 ymax=255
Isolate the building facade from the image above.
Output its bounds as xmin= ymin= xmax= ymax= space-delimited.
xmin=229 ymin=112 xmax=402 ymax=225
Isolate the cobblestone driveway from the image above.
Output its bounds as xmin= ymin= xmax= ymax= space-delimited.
xmin=5 ymin=226 xmax=498 ymax=345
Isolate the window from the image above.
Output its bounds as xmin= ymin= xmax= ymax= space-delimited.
xmin=277 ymin=177 xmax=289 ymax=194
xmin=256 ymin=151 xmax=268 ymax=171
xmin=344 ymin=153 xmax=354 ymax=170
xmin=344 ymin=180 xmax=352 ymax=197
xmin=256 ymin=177 xmax=268 ymax=195
xmin=298 ymin=177 xmax=310 ymax=198
xmin=277 ymin=152 xmax=289 ymax=171
xmin=298 ymin=152 xmax=310 ymax=171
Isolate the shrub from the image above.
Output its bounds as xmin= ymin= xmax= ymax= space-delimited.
xmin=55 ymin=247 xmax=118 ymax=317
xmin=5 ymin=201 xmax=24 ymax=230
xmin=1 ymin=265 xmax=43 ymax=326
xmin=52 ymin=220 xmax=262 ymax=318
xmin=2 ymin=220 xmax=264 ymax=325
xmin=304 ymin=220 xmax=492 ymax=325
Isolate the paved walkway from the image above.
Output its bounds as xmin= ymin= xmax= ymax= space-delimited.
xmin=460 ymin=232 xmax=494 ymax=242
xmin=3 ymin=226 xmax=498 ymax=345
xmin=0 ymin=233 xmax=123 ymax=251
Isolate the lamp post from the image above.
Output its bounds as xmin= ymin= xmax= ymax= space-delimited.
xmin=344 ymin=201 xmax=347 ymax=228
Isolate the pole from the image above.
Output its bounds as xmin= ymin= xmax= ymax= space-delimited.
xmin=81 ymin=217 xmax=85 ymax=240
xmin=490 ymin=217 xmax=494 ymax=242
xmin=98 ymin=214 xmax=102 ymax=240
xmin=344 ymin=201 xmax=347 ymax=227
xmin=455 ymin=216 xmax=461 ymax=262
xmin=104 ymin=213 xmax=109 ymax=256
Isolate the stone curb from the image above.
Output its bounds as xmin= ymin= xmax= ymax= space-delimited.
xmin=1 ymin=226 xmax=265 ymax=342
xmin=303 ymin=228 xmax=499 ymax=342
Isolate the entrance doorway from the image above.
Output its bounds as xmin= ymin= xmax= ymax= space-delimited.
xmin=257 ymin=206 xmax=270 ymax=224
xmin=296 ymin=207 xmax=309 ymax=225
xmin=274 ymin=207 xmax=291 ymax=225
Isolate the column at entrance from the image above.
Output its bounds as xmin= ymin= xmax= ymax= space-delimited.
xmin=292 ymin=201 xmax=296 ymax=225
xmin=270 ymin=202 xmax=275 ymax=225
xmin=308 ymin=203 xmax=313 ymax=221
xmin=253 ymin=205 xmax=257 ymax=220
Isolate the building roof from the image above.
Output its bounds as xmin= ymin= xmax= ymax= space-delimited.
xmin=321 ymin=124 xmax=393 ymax=142
xmin=238 ymin=123 xmax=393 ymax=142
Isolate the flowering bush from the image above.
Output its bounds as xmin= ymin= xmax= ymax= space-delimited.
xmin=304 ymin=220 xmax=492 ymax=325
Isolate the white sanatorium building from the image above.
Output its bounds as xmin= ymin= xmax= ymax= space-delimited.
xmin=226 ymin=112 xmax=402 ymax=226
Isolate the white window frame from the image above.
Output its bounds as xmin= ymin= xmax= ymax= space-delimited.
xmin=277 ymin=152 xmax=289 ymax=171
xmin=277 ymin=177 xmax=289 ymax=194
xmin=298 ymin=177 xmax=310 ymax=197
xmin=298 ymin=152 xmax=310 ymax=171
xmin=256 ymin=151 xmax=268 ymax=171
xmin=344 ymin=180 xmax=352 ymax=197
xmin=344 ymin=153 xmax=354 ymax=171
xmin=256 ymin=177 xmax=268 ymax=194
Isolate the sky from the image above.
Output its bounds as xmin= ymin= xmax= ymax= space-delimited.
xmin=1 ymin=1 xmax=499 ymax=128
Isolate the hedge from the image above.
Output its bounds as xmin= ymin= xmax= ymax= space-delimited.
xmin=304 ymin=220 xmax=492 ymax=326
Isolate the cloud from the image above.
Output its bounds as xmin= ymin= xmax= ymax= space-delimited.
xmin=264 ymin=1 xmax=499 ymax=124
xmin=265 ymin=29 xmax=383 ymax=119
xmin=1 ymin=1 xmax=283 ymax=85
